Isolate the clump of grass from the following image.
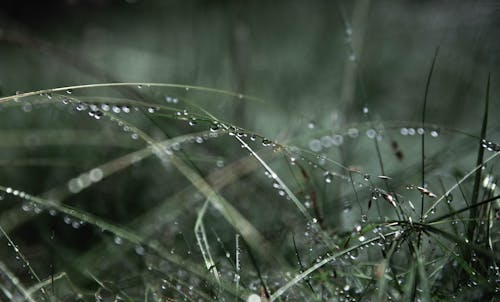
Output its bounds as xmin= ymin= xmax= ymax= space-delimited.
xmin=0 ymin=77 xmax=498 ymax=302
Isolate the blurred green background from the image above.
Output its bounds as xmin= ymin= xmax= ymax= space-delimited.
xmin=1 ymin=0 xmax=499 ymax=133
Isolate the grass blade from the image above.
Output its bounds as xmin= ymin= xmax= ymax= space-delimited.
xmin=466 ymin=73 xmax=490 ymax=244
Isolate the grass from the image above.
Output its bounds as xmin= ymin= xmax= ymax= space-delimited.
xmin=0 ymin=2 xmax=499 ymax=301
xmin=0 ymin=77 xmax=498 ymax=301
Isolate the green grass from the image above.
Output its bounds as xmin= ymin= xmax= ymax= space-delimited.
xmin=0 ymin=78 xmax=498 ymax=301
xmin=0 ymin=1 xmax=499 ymax=301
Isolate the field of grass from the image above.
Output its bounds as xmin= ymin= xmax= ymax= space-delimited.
xmin=0 ymin=1 xmax=499 ymax=301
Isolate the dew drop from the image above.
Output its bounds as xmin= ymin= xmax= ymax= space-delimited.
xmin=247 ymin=294 xmax=261 ymax=302
xmin=22 ymin=103 xmax=33 ymax=112
xmin=446 ymin=193 xmax=453 ymax=203
xmin=320 ymin=136 xmax=333 ymax=148
xmin=75 ymin=103 xmax=87 ymax=111
xmin=262 ymin=138 xmax=273 ymax=147
xmin=366 ymin=129 xmax=376 ymax=139
xmin=347 ymin=128 xmax=359 ymax=138
xmin=122 ymin=105 xmax=131 ymax=113
xmin=324 ymin=171 xmax=333 ymax=184
xmin=332 ymin=134 xmax=344 ymax=146
xmin=216 ymin=159 xmax=224 ymax=168
xmin=309 ymin=139 xmax=323 ymax=152
xmin=343 ymin=201 xmax=353 ymax=213
xmin=210 ymin=124 xmax=220 ymax=132
xmin=114 ymin=236 xmax=123 ymax=245
xmin=89 ymin=168 xmax=103 ymax=182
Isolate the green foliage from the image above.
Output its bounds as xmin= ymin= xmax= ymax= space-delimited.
xmin=0 ymin=1 xmax=499 ymax=302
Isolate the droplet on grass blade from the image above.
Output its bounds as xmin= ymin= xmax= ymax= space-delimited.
xmin=323 ymin=171 xmax=333 ymax=183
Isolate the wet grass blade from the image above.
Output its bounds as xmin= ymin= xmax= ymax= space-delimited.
xmin=466 ymin=73 xmax=490 ymax=244
xmin=376 ymin=240 xmax=398 ymax=302
xmin=420 ymin=47 xmax=439 ymax=225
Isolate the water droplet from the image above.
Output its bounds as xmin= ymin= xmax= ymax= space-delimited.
xmin=347 ymin=128 xmax=359 ymax=138
xmin=22 ymin=103 xmax=33 ymax=112
xmin=343 ymin=201 xmax=353 ymax=213
xmin=114 ymin=236 xmax=123 ymax=245
xmin=366 ymin=129 xmax=376 ymax=139
xmin=430 ymin=129 xmax=440 ymax=137
xmin=400 ymin=128 xmax=408 ymax=136
xmin=445 ymin=193 xmax=453 ymax=203
xmin=93 ymin=110 xmax=103 ymax=119
xmin=66 ymin=89 xmax=73 ymax=94
xmin=247 ymin=294 xmax=261 ymax=302
xmin=309 ymin=139 xmax=322 ymax=152
xmin=324 ymin=171 xmax=333 ymax=184
xmin=210 ymin=123 xmax=220 ymax=132
xmin=362 ymin=107 xmax=369 ymax=114
xmin=308 ymin=121 xmax=316 ymax=129
xmin=147 ymin=107 xmax=156 ymax=113
xmin=320 ymin=136 xmax=333 ymax=148
xmin=408 ymin=128 xmax=416 ymax=136
xmin=63 ymin=216 xmax=72 ymax=224
xmin=216 ymin=159 xmax=224 ymax=168
xmin=262 ymin=138 xmax=273 ymax=146
xmin=75 ymin=103 xmax=87 ymax=111
xmin=89 ymin=168 xmax=103 ymax=182
xmin=332 ymin=134 xmax=344 ymax=146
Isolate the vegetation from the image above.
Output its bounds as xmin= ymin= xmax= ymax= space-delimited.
xmin=0 ymin=1 xmax=498 ymax=301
